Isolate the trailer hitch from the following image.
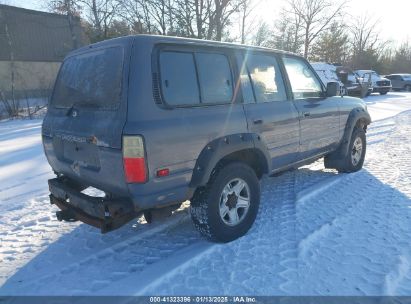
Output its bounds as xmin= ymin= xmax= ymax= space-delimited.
xmin=56 ymin=209 xmax=77 ymax=222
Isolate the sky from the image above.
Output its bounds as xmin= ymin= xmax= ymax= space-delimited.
xmin=3 ymin=0 xmax=411 ymax=45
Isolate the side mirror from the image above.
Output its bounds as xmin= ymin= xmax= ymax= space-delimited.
xmin=326 ymin=82 xmax=340 ymax=97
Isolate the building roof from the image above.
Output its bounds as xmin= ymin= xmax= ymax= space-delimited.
xmin=0 ymin=4 xmax=88 ymax=62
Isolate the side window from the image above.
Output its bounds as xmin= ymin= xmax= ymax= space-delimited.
xmin=283 ymin=57 xmax=323 ymax=99
xmin=247 ymin=54 xmax=287 ymax=103
xmin=195 ymin=53 xmax=233 ymax=104
xmin=159 ymin=51 xmax=200 ymax=105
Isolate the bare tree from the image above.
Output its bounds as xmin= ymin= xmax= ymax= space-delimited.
xmin=147 ymin=0 xmax=173 ymax=35
xmin=46 ymin=0 xmax=82 ymax=48
xmin=211 ymin=0 xmax=243 ymax=41
xmin=350 ymin=15 xmax=381 ymax=57
xmin=79 ymin=0 xmax=121 ymax=41
xmin=238 ymin=0 xmax=257 ymax=44
xmin=349 ymin=15 xmax=389 ymax=69
xmin=285 ymin=0 xmax=346 ymax=58
xmin=117 ymin=0 xmax=151 ymax=34
xmin=272 ymin=8 xmax=303 ymax=53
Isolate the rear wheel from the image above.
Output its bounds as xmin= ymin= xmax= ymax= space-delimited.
xmin=190 ymin=162 xmax=260 ymax=243
xmin=380 ymin=91 xmax=388 ymax=95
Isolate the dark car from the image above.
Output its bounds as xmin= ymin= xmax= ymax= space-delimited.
xmin=42 ymin=35 xmax=371 ymax=242
xmin=385 ymin=74 xmax=411 ymax=91
xmin=336 ymin=66 xmax=373 ymax=98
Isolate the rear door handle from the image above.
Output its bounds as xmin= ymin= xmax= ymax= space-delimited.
xmin=253 ymin=119 xmax=263 ymax=125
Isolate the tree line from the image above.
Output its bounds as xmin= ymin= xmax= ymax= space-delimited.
xmin=47 ymin=0 xmax=411 ymax=74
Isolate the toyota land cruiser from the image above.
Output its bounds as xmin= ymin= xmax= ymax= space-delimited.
xmin=42 ymin=35 xmax=371 ymax=242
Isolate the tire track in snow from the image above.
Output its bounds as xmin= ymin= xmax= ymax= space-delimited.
xmin=1 ymin=208 xmax=198 ymax=295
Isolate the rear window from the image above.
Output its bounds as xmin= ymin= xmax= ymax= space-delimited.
xmin=52 ymin=47 xmax=124 ymax=109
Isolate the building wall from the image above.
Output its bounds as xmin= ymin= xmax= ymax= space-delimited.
xmin=0 ymin=60 xmax=60 ymax=99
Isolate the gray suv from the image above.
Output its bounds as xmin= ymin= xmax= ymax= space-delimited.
xmin=42 ymin=35 xmax=371 ymax=242
xmin=385 ymin=74 xmax=411 ymax=92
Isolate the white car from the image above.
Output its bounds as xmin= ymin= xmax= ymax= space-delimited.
xmin=355 ymin=70 xmax=392 ymax=95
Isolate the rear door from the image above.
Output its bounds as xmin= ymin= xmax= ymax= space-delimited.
xmin=42 ymin=40 xmax=132 ymax=195
xmin=238 ymin=52 xmax=300 ymax=170
xmin=393 ymin=75 xmax=404 ymax=89
xmin=282 ymin=56 xmax=340 ymax=160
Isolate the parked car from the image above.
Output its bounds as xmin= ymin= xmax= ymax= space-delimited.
xmin=384 ymin=74 xmax=411 ymax=92
xmin=355 ymin=70 xmax=392 ymax=95
xmin=336 ymin=66 xmax=372 ymax=98
xmin=310 ymin=62 xmax=347 ymax=96
xmin=311 ymin=63 xmax=372 ymax=98
xmin=42 ymin=35 xmax=371 ymax=242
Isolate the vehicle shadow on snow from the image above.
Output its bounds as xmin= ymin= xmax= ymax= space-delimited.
xmin=1 ymin=167 xmax=410 ymax=296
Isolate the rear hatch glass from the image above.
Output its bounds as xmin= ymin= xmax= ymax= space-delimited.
xmin=52 ymin=46 xmax=124 ymax=110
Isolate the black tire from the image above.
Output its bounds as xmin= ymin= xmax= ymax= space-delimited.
xmin=336 ymin=127 xmax=366 ymax=173
xmin=380 ymin=91 xmax=388 ymax=95
xmin=405 ymin=85 xmax=411 ymax=92
xmin=190 ymin=162 xmax=260 ymax=243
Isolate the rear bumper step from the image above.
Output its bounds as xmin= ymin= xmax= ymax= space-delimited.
xmin=48 ymin=178 xmax=138 ymax=233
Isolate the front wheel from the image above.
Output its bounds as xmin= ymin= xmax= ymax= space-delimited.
xmin=190 ymin=162 xmax=260 ymax=243
xmin=337 ymin=128 xmax=367 ymax=173
xmin=380 ymin=91 xmax=388 ymax=95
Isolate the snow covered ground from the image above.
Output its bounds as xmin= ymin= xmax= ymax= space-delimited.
xmin=0 ymin=92 xmax=410 ymax=296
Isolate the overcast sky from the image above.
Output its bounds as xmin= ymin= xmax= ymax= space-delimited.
xmin=4 ymin=0 xmax=411 ymax=45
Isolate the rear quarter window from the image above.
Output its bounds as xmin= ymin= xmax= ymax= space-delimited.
xmin=159 ymin=51 xmax=200 ymax=106
xmin=158 ymin=49 xmax=233 ymax=106
xmin=195 ymin=52 xmax=233 ymax=104
xmin=52 ymin=47 xmax=124 ymax=109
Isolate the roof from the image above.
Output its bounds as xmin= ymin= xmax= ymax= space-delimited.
xmin=0 ymin=4 xmax=88 ymax=62
xmin=69 ymin=34 xmax=298 ymax=58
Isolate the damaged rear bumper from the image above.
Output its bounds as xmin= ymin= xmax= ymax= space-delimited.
xmin=48 ymin=177 xmax=138 ymax=233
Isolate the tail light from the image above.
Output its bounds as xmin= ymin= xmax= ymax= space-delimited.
xmin=123 ymin=135 xmax=147 ymax=183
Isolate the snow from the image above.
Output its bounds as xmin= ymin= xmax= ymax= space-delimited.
xmin=0 ymin=92 xmax=411 ymax=296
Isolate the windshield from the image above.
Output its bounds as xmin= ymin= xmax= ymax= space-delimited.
xmin=52 ymin=47 xmax=124 ymax=109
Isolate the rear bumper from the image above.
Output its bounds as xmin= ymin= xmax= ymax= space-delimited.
xmin=49 ymin=178 xmax=138 ymax=233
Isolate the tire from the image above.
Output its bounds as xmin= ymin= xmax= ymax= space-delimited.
xmin=405 ymin=85 xmax=411 ymax=92
xmin=190 ymin=162 xmax=260 ymax=243
xmin=336 ymin=127 xmax=367 ymax=173
xmin=380 ymin=91 xmax=388 ymax=95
